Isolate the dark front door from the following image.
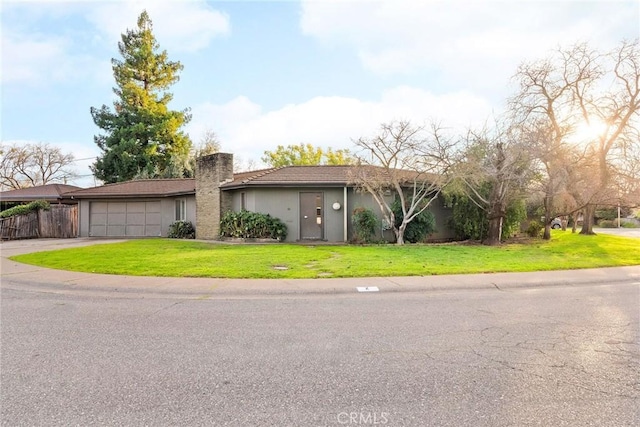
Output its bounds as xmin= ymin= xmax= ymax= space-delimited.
xmin=300 ymin=192 xmax=324 ymax=240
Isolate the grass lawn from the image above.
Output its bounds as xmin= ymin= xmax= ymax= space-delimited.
xmin=9 ymin=231 xmax=640 ymax=279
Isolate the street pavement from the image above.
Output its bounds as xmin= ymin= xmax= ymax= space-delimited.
xmin=1 ymin=236 xmax=639 ymax=426
xmin=593 ymin=226 xmax=640 ymax=238
xmin=2 ymin=276 xmax=639 ymax=426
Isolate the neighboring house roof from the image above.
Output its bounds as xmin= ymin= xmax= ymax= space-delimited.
xmin=221 ymin=165 xmax=427 ymax=190
xmin=63 ymin=179 xmax=196 ymax=199
xmin=0 ymin=184 xmax=83 ymax=202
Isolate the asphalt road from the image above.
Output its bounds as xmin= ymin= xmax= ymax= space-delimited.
xmin=2 ymin=281 xmax=639 ymax=426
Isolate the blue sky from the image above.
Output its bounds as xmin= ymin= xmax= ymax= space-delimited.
xmin=2 ymin=0 xmax=639 ymax=187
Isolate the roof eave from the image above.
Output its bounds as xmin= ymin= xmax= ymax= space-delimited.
xmin=68 ymin=191 xmax=195 ymax=199
xmin=221 ymin=182 xmax=351 ymax=190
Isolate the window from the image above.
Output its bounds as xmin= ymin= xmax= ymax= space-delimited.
xmin=175 ymin=199 xmax=186 ymax=221
xmin=240 ymin=192 xmax=246 ymax=210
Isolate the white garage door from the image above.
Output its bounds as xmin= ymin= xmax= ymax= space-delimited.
xmin=89 ymin=201 xmax=162 ymax=237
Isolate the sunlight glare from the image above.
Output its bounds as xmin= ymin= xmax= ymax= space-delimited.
xmin=571 ymin=119 xmax=608 ymax=143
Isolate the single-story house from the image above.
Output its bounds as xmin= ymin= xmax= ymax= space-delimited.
xmin=62 ymin=153 xmax=453 ymax=242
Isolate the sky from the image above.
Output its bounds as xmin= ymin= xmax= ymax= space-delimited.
xmin=2 ymin=0 xmax=639 ymax=188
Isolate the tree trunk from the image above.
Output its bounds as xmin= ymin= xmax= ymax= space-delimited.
xmin=483 ymin=216 xmax=502 ymax=246
xmin=542 ymin=192 xmax=553 ymax=240
xmin=395 ymin=223 xmax=406 ymax=245
xmin=580 ymin=204 xmax=597 ymax=235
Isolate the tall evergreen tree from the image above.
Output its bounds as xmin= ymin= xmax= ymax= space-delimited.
xmin=90 ymin=11 xmax=192 ymax=183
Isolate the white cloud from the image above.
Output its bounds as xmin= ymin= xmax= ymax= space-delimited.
xmin=300 ymin=0 xmax=639 ymax=95
xmin=1 ymin=0 xmax=229 ymax=85
xmin=187 ymin=87 xmax=493 ymax=165
xmin=1 ymin=30 xmax=109 ymax=85
xmin=1 ymin=33 xmax=67 ymax=83
xmin=86 ymin=0 xmax=230 ymax=53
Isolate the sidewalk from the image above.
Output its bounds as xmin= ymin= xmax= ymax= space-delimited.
xmin=2 ymin=238 xmax=640 ymax=297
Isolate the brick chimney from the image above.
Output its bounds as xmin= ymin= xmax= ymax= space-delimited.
xmin=195 ymin=153 xmax=234 ymax=239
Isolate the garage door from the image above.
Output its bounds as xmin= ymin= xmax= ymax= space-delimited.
xmin=89 ymin=201 xmax=162 ymax=237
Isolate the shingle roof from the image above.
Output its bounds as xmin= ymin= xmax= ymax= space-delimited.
xmin=63 ymin=179 xmax=196 ymax=199
xmin=220 ymin=165 xmax=425 ymax=189
xmin=0 ymin=184 xmax=83 ymax=202
xmin=46 ymin=165 xmax=430 ymax=198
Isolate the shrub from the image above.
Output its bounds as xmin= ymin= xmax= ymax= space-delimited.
xmin=0 ymin=200 xmax=50 ymax=218
xmin=351 ymin=207 xmax=378 ymax=243
xmin=444 ymin=190 xmax=525 ymax=241
xmin=504 ymin=200 xmax=527 ymax=238
xmin=525 ymin=220 xmax=543 ymax=238
xmin=598 ymin=219 xmax=616 ymax=228
xmin=391 ymin=199 xmax=436 ymax=243
xmin=599 ymin=219 xmax=639 ymax=228
xmin=621 ymin=221 xmax=639 ymax=228
xmin=168 ymin=220 xmax=195 ymax=239
xmin=445 ymin=193 xmax=486 ymax=240
xmin=220 ymin=210 xmax=287 ymax=241
xmin=596 ymin=206 xmax=632 ymax=222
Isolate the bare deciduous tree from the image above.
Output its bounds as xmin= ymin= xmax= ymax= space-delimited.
xmin=184 ymin=129 xmax=222 ymax=178
xmin=0 ymin=142 xmax=77 ymax=190
xmin=522 ymin=120 xmax=584 ymax=238
xmin=194 ymin=129 xmax=221 ymax=158
xmin=511 ymin=40 xmax=640 ymax=235
xmin=613 ymin=126 xmax=640 ymax=207
xmin=351 ymin=120 xmax=455 ymax=245
xmin=233 ymin=155 xmax=258 ymax=173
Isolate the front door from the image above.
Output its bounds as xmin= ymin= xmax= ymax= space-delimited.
xmin=299 ymin=192 xmax=324 ymax=240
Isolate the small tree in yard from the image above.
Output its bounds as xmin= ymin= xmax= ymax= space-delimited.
xmin=351 ymin=120 xmax=455 ymax=245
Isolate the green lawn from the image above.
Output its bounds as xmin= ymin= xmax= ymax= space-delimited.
xmin=9 ymin=231 xmax=640 ymax=279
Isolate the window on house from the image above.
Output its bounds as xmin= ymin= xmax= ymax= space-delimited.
xmin=241 ymin=192 xmax=246 ymax=210
xmin=175 ymin=199 xmax=186 ymax=221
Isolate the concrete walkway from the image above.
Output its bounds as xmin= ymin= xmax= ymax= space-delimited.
xmin=1 ymin=238 xmax=639 ymax=297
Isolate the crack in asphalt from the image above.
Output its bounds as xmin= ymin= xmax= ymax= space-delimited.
xmin=144 ymin=301 xmax=185 ymax=318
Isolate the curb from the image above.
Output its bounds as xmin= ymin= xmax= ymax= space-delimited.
xmin=3 ymin=263 xmax=639 ymax=299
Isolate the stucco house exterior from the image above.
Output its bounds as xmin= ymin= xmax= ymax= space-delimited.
xmin=59 ymin=152 xmax=453 ymax=242
xmin=66 ymin=179 xmax=196 ymax=238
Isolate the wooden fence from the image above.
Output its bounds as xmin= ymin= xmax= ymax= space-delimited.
xmin=0 ymin=205 xmax=78 ymax=240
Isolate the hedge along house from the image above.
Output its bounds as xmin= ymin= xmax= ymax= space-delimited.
xmin=196 ymin=153 xmax=454 ymax=243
